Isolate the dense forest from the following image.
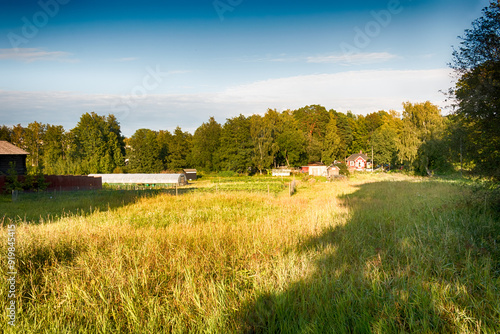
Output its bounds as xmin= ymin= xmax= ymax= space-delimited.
xmin=0 ymin=102 xmax=465 ymax=176
xmin=1 ymin=2 xmax=498 ymax=180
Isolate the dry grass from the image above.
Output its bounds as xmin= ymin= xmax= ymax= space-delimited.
xmin=1 ymin=174 xmax=499 ymax=333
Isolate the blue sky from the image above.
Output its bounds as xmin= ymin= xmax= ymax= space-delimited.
xmin=0 ymin=0 xmax=491 ymax=136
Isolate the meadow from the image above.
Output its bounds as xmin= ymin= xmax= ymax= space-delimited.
xmin=1 ymin=173 xmax=499 ymax=333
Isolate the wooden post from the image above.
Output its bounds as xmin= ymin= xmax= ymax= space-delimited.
xmin=175 ymin=184 xmax=178 ymax=196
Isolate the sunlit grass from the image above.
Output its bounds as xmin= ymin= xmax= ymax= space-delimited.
xmin=1 ymin=174 xmax=498 ymax=333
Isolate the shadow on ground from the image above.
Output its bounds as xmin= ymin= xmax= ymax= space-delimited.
xmin=235 ymin=180 xmax=500 ymax=333
xmin=0 ymin=187 xmax=196 ymax=224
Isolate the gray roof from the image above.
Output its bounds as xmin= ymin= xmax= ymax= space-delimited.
xmin=0 ymin=141 xmax=28 ymax=155
xmin=346 ymin=153 xmax=369 ymax=162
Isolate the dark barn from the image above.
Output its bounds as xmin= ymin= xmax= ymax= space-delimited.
xmin=0 ymin=141 xmax=28 ymax=175
xmin=183 ymin=169 xmax=197 ymax=181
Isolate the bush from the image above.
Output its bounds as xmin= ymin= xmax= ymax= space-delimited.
xmin=218 ymin=170 xmax=238 ymax=177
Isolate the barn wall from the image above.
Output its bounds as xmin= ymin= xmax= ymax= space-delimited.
xmin=0 ymin=155 xmax=27 ymax=175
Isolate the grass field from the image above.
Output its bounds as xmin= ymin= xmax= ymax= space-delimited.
xmin=1 ymin=174 xmax=499 ymax=333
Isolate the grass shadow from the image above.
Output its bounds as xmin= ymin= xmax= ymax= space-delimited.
xmin=0 ymin=188 xmax=194 ymax=224
xmin=236 ymin=180 xmax=500 ymax=333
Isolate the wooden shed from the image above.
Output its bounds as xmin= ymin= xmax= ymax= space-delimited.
xmin=183 ymin=169 xmax=197 ymax=181
xmin=0 ymin=141 xmax=28 ymax=175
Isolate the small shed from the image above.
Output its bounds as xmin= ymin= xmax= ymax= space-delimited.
xmin=89 ymin=173 xmax=187 ymax=186
xmin=0 ymin=141 xmax=28 ymax=175
xmin=183 ymin=169 xmax=197 ymax=181
xmin=327 ymin=165 xmax=340 ymax=177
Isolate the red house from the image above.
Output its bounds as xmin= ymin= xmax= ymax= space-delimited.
xmin=346 ymin=151 xmax=370 ymax=171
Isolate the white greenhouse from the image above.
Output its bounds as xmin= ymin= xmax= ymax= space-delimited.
xmin=89 ymin=173 xmax=187 ymax=186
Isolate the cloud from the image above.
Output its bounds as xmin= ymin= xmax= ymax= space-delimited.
xmin=113 ymin=57 xmax=138 ymax=62
xmin=0 ymin=48 xmax=77 ymax=63
xmin=0 ymin=68 xmax=455 ymax=136
xmin=307 ymin=52 xmax=398 ymax=65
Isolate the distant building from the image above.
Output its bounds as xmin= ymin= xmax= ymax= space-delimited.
xmin=183 ymin=169 xmax=197 ymax=181
xmin=327 ymin=165 xmax=340 ymax=177
xmin=272 ymin=168 xmax=291 ymax=176
xmin=0 ymin=141 xmax=28 ymax=175
xmin=89 ymin=173 xmax=187 ymax=186
xmin=346 ymin=151 xmax=370 ymax=171
xmin=302 ymin=163 xmax=326 ymax=177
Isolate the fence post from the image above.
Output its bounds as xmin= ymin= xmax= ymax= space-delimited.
xmin=268 ymin=184 xmax=270 ymax=196
xmin=175 ymin=184 xmax=178 ymax=196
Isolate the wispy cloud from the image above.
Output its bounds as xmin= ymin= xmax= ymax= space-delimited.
xmin=0 ymin=68 xmax=454 ymax=136
xmin=307 ymin=52 xmax=398 ymax=65
xmin=0 ymin=48 xmax=77 ymax=63
xmin=237 ymin=52 xmax=398 ymax=66
xmin=113 ymin=57 xmax=138 ymax=62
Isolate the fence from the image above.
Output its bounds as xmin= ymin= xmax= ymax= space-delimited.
xmin=0 ymin=175 xmax=102 ymax=193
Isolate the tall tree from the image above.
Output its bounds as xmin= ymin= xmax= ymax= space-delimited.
xmin=24 ymin=121 xmax=46 ymax=172
xmin=42 ymin=125 xmax=65 ymax=175
xmin=127 ymin=129 xmax=163 ymax=173
xmin=321 ymin=113 xmax=341 ymax=165
xmin=0 ymin=125 xmax=11 ymax=141
xmin=167 ymin=126 xmax=192 ymax=171
xmin=451 ymin=1 xmax=500 ymax=178
xmin=396 ymin=102 xmax=445 ymax=172
xmin=190 ymin=117 xmax=221 ymax=171
xmin=250 ymin=114 xmax=275 ymax=174
xmin=218 ymin=115 xmax=253 ymax=172
xmin=71 ymin=112 xmax=125 ymax=174
xmin=275 ymin=110 xmax=307 ymax=167
xmin=293 ymin=105 xmax=330 ymax=162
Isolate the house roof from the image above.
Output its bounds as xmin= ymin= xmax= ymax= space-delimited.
xmin=0 ymin=141 xmax=29 ymax=155
xmin=183 ymin=169 xmax=197 ymax=173
xmin=346 ymin=153 xmax=369 ymax=162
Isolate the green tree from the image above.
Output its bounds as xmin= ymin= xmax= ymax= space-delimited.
xmin=167 ymin=126 xmax=192 ymax=171
xmin=321 ymin=114 xmax=341 ymax=165
xmin=0 ymin=125 xmax=11 ymax=141
xmin=127 ymin=129 xmax=163 ymax=173
xmin=218 ymin=115 xmax=253 ymax=172
xmin=190 ymin=117 xmax=222 ymax=171
xmin=71 ymin=112 xmax=125 ymax=174
xmin=24 ymin=121 xmax=46 ymax=173
xmin=275 ymin=110 xmax=307 ymax=167
xmin=332 ymin=111 xmax=354 ymax=160
xmin=451 ymin=1 xmax=500 ymax=178
xmin=42 ymin=125 xmax=65 ymax=175
xmin=157 ymin=130 xmax=172 ymax=169
xmin=293 ymin=105 xmax=330 ymax=162
xmin=396 ymin=102 xmax=445 ymax=172
xmin=371 ymin=123 xmax=398 ymax=167
xmin=250 ymin=114 xmax=275 ymax=174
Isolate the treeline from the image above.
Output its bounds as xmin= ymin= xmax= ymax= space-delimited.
xmin=0 ymin=101 xmax=465 ymax=176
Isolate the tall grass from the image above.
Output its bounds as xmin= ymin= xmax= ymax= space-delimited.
xmin=1 ymin=175 xmax=498 ymax=333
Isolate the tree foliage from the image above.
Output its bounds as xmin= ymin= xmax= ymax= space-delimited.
xmin=451 ymin=1 xmax=500 ymax=179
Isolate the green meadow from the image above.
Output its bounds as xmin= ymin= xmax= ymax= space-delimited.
xmin=1 ymin=174 xmax=499 ymax=333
